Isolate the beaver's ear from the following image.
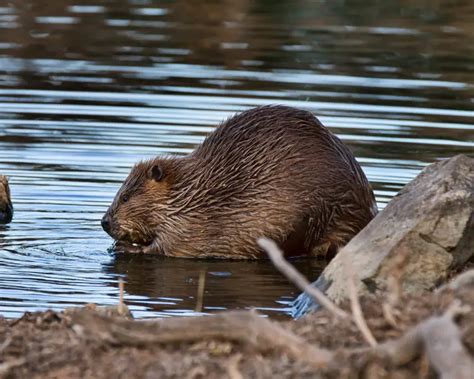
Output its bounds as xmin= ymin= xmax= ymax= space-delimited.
xmin=150 ymin=165 xmax=164 ymax=182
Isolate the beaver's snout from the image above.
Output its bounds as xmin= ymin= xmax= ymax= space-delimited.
xmin=0 ymin=203 xmax=12 ymax=224
xmin=101 ymin=214 xmax=113 ymax=235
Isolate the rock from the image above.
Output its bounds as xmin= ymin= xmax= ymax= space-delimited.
xmin=293 ymin=154 xmax=474 ymax=317
xmin=0 ymin=175 xmax=13 ymax=224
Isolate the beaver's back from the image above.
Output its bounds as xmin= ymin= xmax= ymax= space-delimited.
xmin=186 ymin=105 xmax=376 ymax=257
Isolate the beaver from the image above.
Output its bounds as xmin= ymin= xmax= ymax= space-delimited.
xmin=0 ymin=176 xmax=13 ymax=224
xmin=102 ymin=105 xmax=377 ymax=258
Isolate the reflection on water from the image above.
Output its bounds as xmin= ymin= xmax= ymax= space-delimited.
xmin=105 ymin=254 xmax=326 ymax=319
xmin=0 ymin=0 xmax=473 ymax=318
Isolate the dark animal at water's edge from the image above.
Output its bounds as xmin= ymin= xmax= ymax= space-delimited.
xmin=0 ymin=176 xmax=13 ymax=224
xmin=102 ymin=105 xmax=378 ymax=258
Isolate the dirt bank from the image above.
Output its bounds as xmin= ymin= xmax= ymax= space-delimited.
xmin=1 ymin=274 xmax=473 ymax=379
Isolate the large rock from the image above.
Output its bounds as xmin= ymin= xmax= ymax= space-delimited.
xmin=293 ymin=154 xmax=474 ymax=317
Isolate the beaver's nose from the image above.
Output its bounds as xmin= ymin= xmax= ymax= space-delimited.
xmin=0 ymin=204 xmax=13 ymax=224
xmin=101 ymin=214 xmax=112 ymax=234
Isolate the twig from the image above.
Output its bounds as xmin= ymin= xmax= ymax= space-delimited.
xmin=257 ymin=237 xmax=349 ymax=320
xmin=118 ymin=278 xmax=126 ymax=316
xmin=119 ymin=278 xmax=124 ymax=306
xmin=344 ymin=259 xmax=377 ymax=347
xmin=195 ymin=270 xmax=206 ymax=313
xmin=379 ymin=247 xmax=409 ymax=330
xmin=0 ymin=336 xmax=12 ymax=354
xmin=226 ymin=354 xmax=243 ymax=379
xmin=382 ymin=303 xmax=399 ymax=330
xmin=259 ymin=237 xmax=376 ymax=346
xmin=383 ymin=247 xmax=409 ymax=306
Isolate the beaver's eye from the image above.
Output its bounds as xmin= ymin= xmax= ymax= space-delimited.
xmin=122 ymin=194 xmax=129 ymax=203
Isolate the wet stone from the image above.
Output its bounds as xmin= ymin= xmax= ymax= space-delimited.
xmin=294 ymin=154 xmax=474 ymax=316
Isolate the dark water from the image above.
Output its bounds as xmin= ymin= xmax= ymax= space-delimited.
xmin=0 ymin=0 xmax=473 ymax=319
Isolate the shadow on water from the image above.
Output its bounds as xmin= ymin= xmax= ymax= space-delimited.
xmin=0 ymin=0 xmax=473 ymax=318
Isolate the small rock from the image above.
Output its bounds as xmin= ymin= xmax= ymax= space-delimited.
xmin=0 ymin=175 xmax=13 ymax=224
xmin=294 ymin=155 xmax=474 ymax=316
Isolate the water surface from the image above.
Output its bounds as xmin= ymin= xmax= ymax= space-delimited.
xmin=0 ymin=0 xmax=473 ymax=318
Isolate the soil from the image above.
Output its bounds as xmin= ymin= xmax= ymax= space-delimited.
xmin=1 ymin=280 xmax=473 ymax=379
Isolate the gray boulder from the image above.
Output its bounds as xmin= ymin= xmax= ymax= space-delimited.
xmin=293 ymin=154 xmax=474 ymax=317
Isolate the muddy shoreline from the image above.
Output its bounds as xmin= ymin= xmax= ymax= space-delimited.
xmin=1 ymin=274 xmax=473 ymax=379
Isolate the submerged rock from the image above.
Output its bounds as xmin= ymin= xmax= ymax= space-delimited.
xmin=293 ymin=154 xmax=474 ymax=317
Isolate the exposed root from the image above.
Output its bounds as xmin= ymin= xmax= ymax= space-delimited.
xmin=379 ymin=247 xmax=410 ymax=331
xmin=260 ymin=237 xmax=375 ymax=345
xmin=345 ymin=260 xmax=377 ymax=347
xmin=69 ymin=308 xmax=333 ymax=369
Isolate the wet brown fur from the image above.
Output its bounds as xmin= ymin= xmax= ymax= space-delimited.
xmin=0 ymin=175 xmax=13 ymax=224
xmin=103 ymin=106 xmax=377 ymax=258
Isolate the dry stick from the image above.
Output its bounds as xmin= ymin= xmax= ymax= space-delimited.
xmin=379 ymin=300 xmax=473 ymax=378
xmin=71 ymin=309 xmax=333 ymax=369
xmin=0 ymin=336 xmax=12 ymax=354
xmin=226 ymin=354 xmax=244 ymax=379
xmin=380 ymin=247 xmax=409 ymax=330
xmin=118 ymin=278 xmax=126 ymax=315
xmin=195 ymin=270 xmax=206 ymax=313
xmin=259 ymin=237 xmax=376 ymax=346
xmin=257 ymin=238 xmax=349 ymax=320
xmin=344 ymin=259 xmax=377 ymax=347
xmin=382 ymin=303 xmax=399 ymax=330
xmin=384 ymin=247 xmax=409 ymax=306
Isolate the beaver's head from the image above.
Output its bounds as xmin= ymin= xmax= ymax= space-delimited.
xmin=0 ymin=176 xmax=13 ymax=224
xmin=102 ymin=158 xmax=177 ymax=250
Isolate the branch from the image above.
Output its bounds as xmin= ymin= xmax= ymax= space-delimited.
xmin=70 ymin=308 xmax=333 ymax=369
xmin=345 ymin=259 xmax=377 ymax=347
xmin=257 ymin=237 xmax=349 ymax=320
